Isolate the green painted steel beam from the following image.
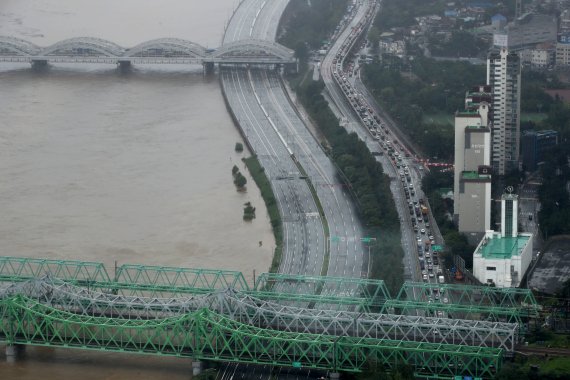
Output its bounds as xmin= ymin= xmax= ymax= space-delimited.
xmin=0 ymin=295 xmax=502 ymax=378
xmin=254 ymin=272 xmax=390 ymax=310
xmin=389 ymin=282 xmax=540 ymax=321
xmin=115 ymin=264 xmax=250 ymax=293
xmin=0 ymin=256 xmax=111 ymax=284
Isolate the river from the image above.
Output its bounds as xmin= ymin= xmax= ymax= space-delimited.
xmin=0 ymin=0 xmax=274 ymax=377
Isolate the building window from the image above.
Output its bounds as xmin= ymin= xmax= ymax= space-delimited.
xmin=486 ymin=266 xmax=497 ymax=271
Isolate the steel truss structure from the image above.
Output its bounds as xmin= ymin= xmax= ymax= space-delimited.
xmin=382 ymin=282 xmax=540 ymax=324
xmin=0 ymin=36 xmax=295 ymax=65
xmin=254 ymin=273 xmax=390 ymax=311
xmin=0 ymin=257 xmax=532 ymax=377
xmin=0 ymin=295 xmax=502 ymax=378
xmin=0 ymin=277 xmax=518 ymax=351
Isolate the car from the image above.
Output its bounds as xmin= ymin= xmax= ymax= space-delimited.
xmin=443 ymin=297 xmax=449 ymax=303
xmin=426 ymin=258 xmax=432 ymax=264
xmin=420 ymin=229 xmax=426 ymax=234
xmin=434 ymin=294 xmax=440 ymax=300
xmin=422 ymin=270 xmax=427 ymax=275
xmin=422 ymin=274 xmax=428 ymax=281
xmin=425 ymin=252 xmax=430 ymax=258
xmin=429 ymin=235 xmax=434 ymax=240
xmin=429 ymin=273 xmax=435 ymax=278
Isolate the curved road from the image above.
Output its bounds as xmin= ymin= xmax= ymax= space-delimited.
xmin=221 ymin=0 xmax=367 ymax=284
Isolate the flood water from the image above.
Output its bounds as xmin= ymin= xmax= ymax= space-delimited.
xmin=0 ymin=1 xmax=274 ymax=377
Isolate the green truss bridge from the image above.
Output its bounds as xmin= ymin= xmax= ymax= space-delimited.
xmin=0 ymin=257 xmax=541 ymax=379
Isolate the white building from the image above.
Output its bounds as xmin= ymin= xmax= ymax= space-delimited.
xmin=487 ymin=48 xmax=521 ymax=175
xmin=473 ymin=193 xmax=533 ymax=287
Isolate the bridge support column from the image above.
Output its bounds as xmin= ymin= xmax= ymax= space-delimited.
xmin=31 ymin=60 xmax=48 ymax=68
xmin=203 ymin=62 xmax=214 ymax=75
xmin=329 ymin=373 xmax=341 ymax=380
xmin=192 ymin=360 xmax=204 ymax=376
xmin=5 ymin=344 xmax=24 ymax=362
xmin=118 ymin=60 xmax=131 ymax=69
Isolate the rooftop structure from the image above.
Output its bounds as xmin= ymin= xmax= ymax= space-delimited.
xmin=473 ymin=193 xmax=533 ymax=287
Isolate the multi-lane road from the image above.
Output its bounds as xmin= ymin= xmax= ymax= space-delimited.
xmin=319 ymin=0 xmax=448 ymax=289
xmin=221 ymin=0 xmax=367 ymax=287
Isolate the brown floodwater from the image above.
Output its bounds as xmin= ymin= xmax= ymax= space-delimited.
xmin=0 ymin=0 xmax=273 ymax=377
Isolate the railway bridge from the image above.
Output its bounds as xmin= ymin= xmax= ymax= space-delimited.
xmin=0 ymin=256 xmax=541 ymax=379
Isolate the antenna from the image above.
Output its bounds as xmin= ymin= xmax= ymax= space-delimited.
xmin=515 ymin=0 xmax=522 ymax=19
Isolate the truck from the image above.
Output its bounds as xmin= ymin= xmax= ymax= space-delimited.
xmin=438 ymin=275 xmax=445 ymax=284
xmin=420 ymin=205 xmax=429 ymax=216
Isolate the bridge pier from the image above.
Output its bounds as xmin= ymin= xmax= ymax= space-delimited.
xmin=117 ymin=60 xmax=131 ymax=69
xmin=5 ymin=344 xmax=24 ymax=362
xmin=31 ymin=59 xmax=48 ymax=69
xmin=203 ymin=62 xmax=215 ymax=75
xmin=192 ymin=360 xmax=204 ymax=376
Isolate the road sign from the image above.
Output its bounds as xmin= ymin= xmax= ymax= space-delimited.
xmin=292 ymin=362 xmax=302 ymax=368
xmin=361 ymin=237 xmax=376 ymax=243
xmin=432 ymin=245 xmax=443 ymax=252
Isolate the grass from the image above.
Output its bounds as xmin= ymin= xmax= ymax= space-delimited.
xmin=243 ymin=156 xmax=283 ymax=274
xmin=521 ymin=112 xmax=547 ymax=122
xmin=524 ymin=356 xmax=570 ymax=376
xmin=422 ymin=112 xmax=454 ymax=126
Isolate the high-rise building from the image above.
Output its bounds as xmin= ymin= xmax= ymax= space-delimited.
xmin=521 ymin=130 xmax=559 ymax=171
xmin=454 ymin=86 xmax=492 ymax=241
xmin=487 ymin=48 xmax=521 ymax=175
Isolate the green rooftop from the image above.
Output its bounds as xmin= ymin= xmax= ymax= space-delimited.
xmin=456 ymin=110 xmax=480 ymax=116
xmin=477 ymin=234 xmax=531 ymax=259
xmin=461 ymin=171 xmax=491 ymax=180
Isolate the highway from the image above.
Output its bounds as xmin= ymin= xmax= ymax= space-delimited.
xmin=318 ymin=0 xmax=449 ymax=293
xmin=218 ymin=1 xmax=370 ymax=377
xmin=221 ymin=0 xmax=367 ymax=288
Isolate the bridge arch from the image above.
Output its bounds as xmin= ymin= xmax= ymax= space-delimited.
xmin=0 ymin=36 xmax=41 ymax=56
xmin=125 ymin=38 xmax=207 ymax=59
xmin=211 ymin=39 xmax=295 ymax=62
xmin=40 ymin=37 xmax=125 ymax=57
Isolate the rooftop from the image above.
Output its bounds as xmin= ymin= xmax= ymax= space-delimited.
xmin=461 ymin=171 xmax=491 ymax=180
xmin=476 ymin=233 xmax=531 ymax=259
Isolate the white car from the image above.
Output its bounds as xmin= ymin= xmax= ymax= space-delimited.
xmin=420 ymin=229 xmax=426 ymax=234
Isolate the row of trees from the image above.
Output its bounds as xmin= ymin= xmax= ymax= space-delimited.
xmin=295 ymin=79 xmax=403 ymax=293
xmin=362 ymin=57 xmax=486 ymax=160
xmin=278 ymin=0 xmax=349 ymax=58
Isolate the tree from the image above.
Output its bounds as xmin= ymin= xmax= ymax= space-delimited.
xmin=235 ymin=142 xmax=244 ymax=152
xmin=368 ymin=27 xmax=381 ymax=53
xmin=234 ymin=172 xmax=247 ymax=189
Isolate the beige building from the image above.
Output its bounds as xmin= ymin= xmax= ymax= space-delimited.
xmin=556 ymin=41 xmax=570 ymax=66
xmin=454 ymin=89 xmax=492 ymax=241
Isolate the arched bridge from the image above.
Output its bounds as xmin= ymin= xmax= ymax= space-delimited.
xmin=0 ymin=36 xmax=296 ymax=66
